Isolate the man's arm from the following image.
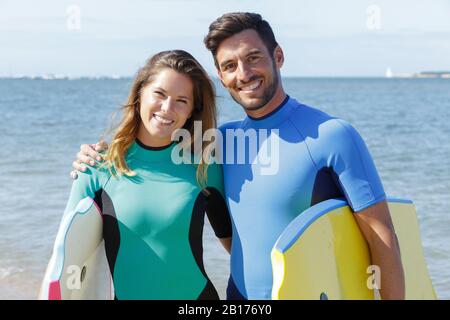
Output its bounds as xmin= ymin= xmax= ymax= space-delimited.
xmin=71 ymin=140 xmax=109 ymax=179
xmin=353 ymin=200 xmax=405 ymax=300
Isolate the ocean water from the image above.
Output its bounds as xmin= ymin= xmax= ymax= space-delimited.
xmin=0 ymin=78 xmax=448 ymax=299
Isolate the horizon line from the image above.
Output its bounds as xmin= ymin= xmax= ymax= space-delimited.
xmin=1 ymin=75 xmax=449 ymax=80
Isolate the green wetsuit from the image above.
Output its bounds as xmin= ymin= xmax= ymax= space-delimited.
xmin=64 ymin=139 xmax=232 ymax=299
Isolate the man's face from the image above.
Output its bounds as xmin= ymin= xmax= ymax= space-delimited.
xmin=216 ymin=29 xmax=283 ymax=112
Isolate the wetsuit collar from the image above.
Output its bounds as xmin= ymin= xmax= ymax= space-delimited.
xmin=135 ymin=138 xmax=174 ymax=151
xmin=128 ymin=139 xmax=176 ymax=163
xmin=243 ymin=95 xmax=293 ymax=129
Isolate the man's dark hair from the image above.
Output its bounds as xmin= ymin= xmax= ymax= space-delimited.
xmin=204 ymin=12 xmax=278 ymax=69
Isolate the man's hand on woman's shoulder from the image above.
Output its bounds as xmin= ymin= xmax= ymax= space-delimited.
xmin=70 ymin=140 xmax=109 ymax=179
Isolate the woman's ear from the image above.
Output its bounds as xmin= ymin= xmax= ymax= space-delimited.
xmin=135 ymin=99 xmax=141 ymax=115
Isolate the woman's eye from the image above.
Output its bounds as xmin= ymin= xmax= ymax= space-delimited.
xmin=177 ymin=100 xmax=187 ymax=104
xmin=154 ymin=91 xmax=165 ymax=97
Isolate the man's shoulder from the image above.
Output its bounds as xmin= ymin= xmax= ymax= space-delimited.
xmin=287 ymin=98 xmax=363 ymax=141
xmin=288 ymin=98 xmax=334 ymax=123
xmin=287 ymin=98 xmax=338 ymax=134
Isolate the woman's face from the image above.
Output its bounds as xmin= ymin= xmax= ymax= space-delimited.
xmin=137 ymin=68 xmax=194 ymax=147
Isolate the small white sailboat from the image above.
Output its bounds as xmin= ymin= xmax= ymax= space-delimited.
xmin=385 ymin=67 xmax=393 ymax=78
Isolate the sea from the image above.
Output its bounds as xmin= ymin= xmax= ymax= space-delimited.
xmin=0 ymin=77 xmax=449 ymax=299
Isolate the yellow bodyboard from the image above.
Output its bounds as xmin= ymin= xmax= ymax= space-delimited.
xmin=271 ymin=198 xmax=436 ymax=300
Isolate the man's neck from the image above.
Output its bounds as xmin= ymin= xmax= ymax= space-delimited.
xmin=245 ymin=87 xmax=287 ymax=119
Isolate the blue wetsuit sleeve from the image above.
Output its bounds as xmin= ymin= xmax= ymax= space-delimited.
xmin=63 ymin=165 xmax=104 ymax=216
xmin=312 ymin=119 xmax=386 ymax=212
xmin=204 ymin=163 xmax=232 ymax=238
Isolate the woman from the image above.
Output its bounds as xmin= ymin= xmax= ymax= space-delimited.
xmin=51 ymin=50 xmax=231 ymax=299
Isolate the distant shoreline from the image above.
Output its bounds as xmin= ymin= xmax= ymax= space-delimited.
xmin=2 ymin=70 xmax=450 ymax=80
xmin=1 ymin=76 xmax=449 ymax=80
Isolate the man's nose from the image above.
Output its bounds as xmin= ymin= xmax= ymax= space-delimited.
xmin=236 ymin=62 xmax=253 ymax=83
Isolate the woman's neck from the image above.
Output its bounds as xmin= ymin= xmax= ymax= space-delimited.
xmin=136 ymin=128 xmax=172 ymax=148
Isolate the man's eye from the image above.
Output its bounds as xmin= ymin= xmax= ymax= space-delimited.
xmin=224 ymin=64 xmax=235 ymax=71
xmin=249 ymin=56 xmax=260 ymax=63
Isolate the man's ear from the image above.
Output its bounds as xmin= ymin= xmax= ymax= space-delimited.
xmin=274 ymin=45 xmax=284 ymax=69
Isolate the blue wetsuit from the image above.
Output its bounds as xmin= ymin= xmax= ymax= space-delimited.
xmin=220 ymin=96 xmax=386 ymax=299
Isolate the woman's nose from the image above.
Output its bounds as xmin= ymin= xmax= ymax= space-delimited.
xmin=160 ymin=97 xmax=175 ymax=113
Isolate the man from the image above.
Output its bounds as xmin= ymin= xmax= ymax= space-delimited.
xmin=71 ymin=12 xmax=405 ymax=300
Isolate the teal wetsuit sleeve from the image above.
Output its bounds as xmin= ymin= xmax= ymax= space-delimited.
xmin=63 ymin=165 xmax=105 ymax=216
xmin=204 ymin=163 xmax=232 ymax=238
xmin=309 ymin=119 xmax=386 ymax=212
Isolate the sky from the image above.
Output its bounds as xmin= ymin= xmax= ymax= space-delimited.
xmin=1 ymin=0 xmax=449 ymax=77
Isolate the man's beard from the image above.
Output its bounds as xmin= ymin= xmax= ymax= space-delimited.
xmin=229 ymin=65 xmax=280 ymax=112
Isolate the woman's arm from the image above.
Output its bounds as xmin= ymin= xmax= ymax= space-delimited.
xmin=204 ymin=186 xmax=232 ymax=254
xmin=204 ymin=164 xmax=232 ymax=254
xmin=219 ymin=237 xmax=232 ymax=254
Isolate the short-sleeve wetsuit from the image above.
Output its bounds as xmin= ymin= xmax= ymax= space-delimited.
xmin=220 ymin=96 xmax=386 ymax=299
xmin=64 ymin=139 xmax=232 ymax=299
